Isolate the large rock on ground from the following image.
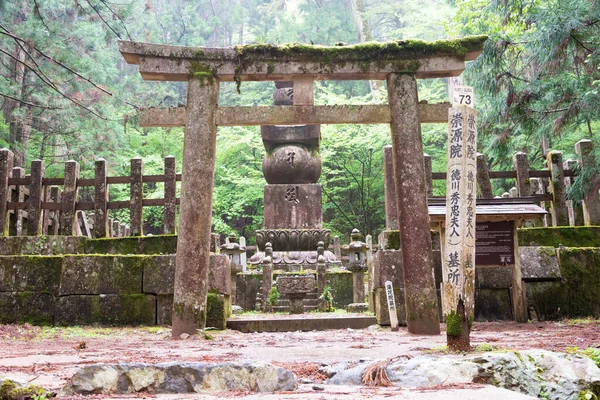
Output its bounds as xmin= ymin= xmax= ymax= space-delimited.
xmin=328 ymin=350 xmax=600 ymax=400
xmin=62 ymin=362 xmax=297 ymax=395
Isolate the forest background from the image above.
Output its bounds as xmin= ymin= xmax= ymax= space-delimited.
xmin=1 ymin=0 xmax=599 ymax=241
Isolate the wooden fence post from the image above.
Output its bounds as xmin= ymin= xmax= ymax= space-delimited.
xmin=130 ymin=157 xmax=143 ymax=236
xmin=94 ymin=158 xmax=109 ymax=238
xmin=49 ymin=186 xmax=60 ymax=235
xmin=476 ymin=153 xmax=494 ymax=198
xmin=424 ymin=153 xmax=433 ymax=197
xmin=164 ymin=155 xmax=177 ymax=234
xmin=547 ymin=151 xmax=568 ymax=226
xmin=60 ymin=160 xmax=79 ymax=236
xmin=575 ymin=140 xmax=600 ymax=225
xmin=27 ymin=160 xmax=44 ymax=236
xmin=513 ymin=151 xmax=531 ymax=197
xmin=0 ymin=149 xmax=14 ymax=236
xmin=9 ymin=167 xmax=24 ymax=236
xmin=564 ymin=159 xmax=584 ymax=226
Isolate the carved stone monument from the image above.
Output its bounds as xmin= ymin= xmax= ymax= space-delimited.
xmin=250 ymin=82 xmax=337 ymax=269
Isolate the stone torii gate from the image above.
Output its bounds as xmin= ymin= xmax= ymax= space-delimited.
xmin=119 ymin=37 xmax=486 ymax=337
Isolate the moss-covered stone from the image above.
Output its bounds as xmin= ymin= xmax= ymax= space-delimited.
xmin=526 ymin=248 xmax=600 ymax=320
xmin=100 ymin=294 xmax=156 ymax=325
xmin=142 ymin=255 xmax=176 ymax=295
xmin=0 ymin=378 xmax=49 ymax=400
xmin=374 ymin=286 xmax=406 ymax=326
xmin=474 ymin=288 xmax=512 ymax=321
xmin=236 ymin=272 xmax=263 ymax=311
xmin=0 ymin=291 xmax=55 ymax=325
xmin=326 ymin=271 xmax=353 ymax=308
xmin=157 ymin=294 xmax=174 ymax=325
xmin=0 ymin=255 xmax=62 ymax=294
xmin=206 ymin=293 xmax=230 ymax=330
xmin=55 ymin=295 xmax=101 ymax=325
xmin=518 ymin=227 xmax=600 ymax=248
xmin=60 ymin=255 xmax=145 ymax=295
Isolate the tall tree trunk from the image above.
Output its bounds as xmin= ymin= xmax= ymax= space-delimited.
xmin=348 ymin=0 xmax=379 ymax=92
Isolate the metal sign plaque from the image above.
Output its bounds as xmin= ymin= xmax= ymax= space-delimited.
xmin=475 ymin=221 xmax=515 ymax=265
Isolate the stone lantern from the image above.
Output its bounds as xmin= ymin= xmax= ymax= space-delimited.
xmin=347 ymin=228 xmax=368 ymax=305
xmin=221 ymin=233 xmax=246 ymax=305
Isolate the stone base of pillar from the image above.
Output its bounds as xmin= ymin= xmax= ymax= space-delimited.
xmin=288 ymin=295 xmax=305 ymax=314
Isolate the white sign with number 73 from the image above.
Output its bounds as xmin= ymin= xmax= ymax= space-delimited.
xmin=452 ymin=86 xmax=475 ymax=108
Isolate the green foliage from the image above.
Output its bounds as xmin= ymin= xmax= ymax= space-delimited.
xmin=319 ymin=285 xmax=335 ymax=312
xmin=450 ymin=0 xmax=600 ymax=182
xmin=267 ymin=286 xmax=280 ymax=307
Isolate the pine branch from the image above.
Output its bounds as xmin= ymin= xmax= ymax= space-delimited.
xmin=0 ymin=48 xmax=105 ymax=118
xmin=0 ymin=24 xmax=139 ymax=110
xmin=0 ymin=92 xmax=59 ymax=109
xmin=83 ymin=0 xmax=123 ymax=39
xmin=570 ymin=33 xmax=594 ymax=53
xmin=97 ymin=0 xmax=133 ymax=40
xmin=32 ymin=0 xmax=52 ymax=32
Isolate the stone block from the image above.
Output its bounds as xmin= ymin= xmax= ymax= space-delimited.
xmin=0 ymin=291 xmax=55 ymax=325
xmin=236 ymin=272 xmax=262 ymax=311
xmin=206 ymin=293 xmax=230 ymax=330
xmin=374 ymin=287 xmax=406 ymax=326
xmin=474 ymin=289 xmax=512 ymax=321
xmin=518 ymin=226 xmax=600 ymax=248
xmin=99 ymin=294 xmax=156 ymax=325
xmin=326 ymin=271 xmax=353 ymax=308
xmin=378 ymin=230 xmax=400 ymax=250
xmin=263 ymin=184 xmax=322 ymax=229
xmin=209 ymin=254 xmax=231 ymax=295
xmin=0 ymin=256 xmax=62 ymax=294
xmin=143 ymin=256 xmax=176 ymax=294
xmin=157 ymin=294 xmax=174 ymax=325
xmin=476 ymin=266 xmax=513 ymax=289
xmin=60 ymin=255 xmax=144 ymax=295
xmin=0 ymin=236 xmax=85 ymax=255
xmin=346 ymin=303 xmax=369 ymax=313
xmin=372 ymin=250 xmax=404 ymax=289
xmin=55 ymin=295 xmax=101 ymax=325
xmin=520 ymin=246 xmax=561 ymax=281
xmin=276 ymin=274 xmax=315 ymax=295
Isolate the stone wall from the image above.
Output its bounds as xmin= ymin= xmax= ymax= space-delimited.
xmin=0 ymin=252 xmax=230 ymax=327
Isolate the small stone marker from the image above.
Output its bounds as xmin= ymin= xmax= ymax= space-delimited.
xmin=385 ymin=280 xmax=399 ymax=331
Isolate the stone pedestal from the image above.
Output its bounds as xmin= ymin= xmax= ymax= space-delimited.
xmin=276 ymin=274 xmax=315 ymax=315
xmin=263 ymin=185 xmax=323 ymax=229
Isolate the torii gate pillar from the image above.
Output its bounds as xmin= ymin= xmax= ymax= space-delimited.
xmin=387 ymin=73 xmax=440 ymax=335
xmin=172 ymin=79 xmax=219 ymax=337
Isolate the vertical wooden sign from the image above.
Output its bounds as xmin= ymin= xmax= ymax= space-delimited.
xmin=442 ymin=104 xmax=478 ymax=346
xmin=385 ymin=280 xmax=399 ymax=331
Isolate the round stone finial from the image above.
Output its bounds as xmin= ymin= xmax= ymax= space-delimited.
xmin=228 ymin=232 xmax=238 ymax=243
xmin=265 ymin=242 xmax=273 ymax=258
xmin=351 ymin=228 xmax=361 ymax=241
xmin=317 ymin=241 xmax=324 ymax=256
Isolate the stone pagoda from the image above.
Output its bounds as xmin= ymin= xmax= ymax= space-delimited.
xmin=249 ymin=82 xmax=337 ymax=270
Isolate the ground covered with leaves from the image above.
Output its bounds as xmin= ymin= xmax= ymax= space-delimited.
xmin=0 ymin=320 xmax=598 ymax=398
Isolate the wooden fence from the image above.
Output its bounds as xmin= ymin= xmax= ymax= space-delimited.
xmin=0 ymin=139 xmax=598 ymax=238
xmin=424 ymin=139 xmax=600 ymax=227
xmin=0 ymin=149 xmax=180 ymax=238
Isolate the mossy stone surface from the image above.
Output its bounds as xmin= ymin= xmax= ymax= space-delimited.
xmin=474 ymin=288 xmax=512 ymax=321
xmin=55 ymin=295 xmax=101 ymax=325
xmin=100 ymin=294 xmax=156 ymax=325
xmin=326 ymin=271 xmax=353 ymax=308
xmin=236 ymin=272 xmax=263 ymax=311
xmin=60 ymin=255 xmax=146 ymax=295
xmin=0 ymin=291 xmax=55 ymax=325
xmin=526 ymin=248 xmax=600 ymax=319
xmin=206 ymin=293 xmax=230 ymax=330
xmin=518 ymin=227 xmax=600 ymax=248
xmin=0 ymin=378 xmax=48 ymax=400
xmin=157 ymin=294 xmax=174 ymax=325
xmin=143 ymin=255 xmax=176 ymax=295
xmin=0 ymin=255 xmax=62 ymax=294
xmin=374 ymin=286 xmax=406 ymax=326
